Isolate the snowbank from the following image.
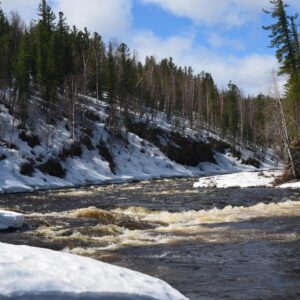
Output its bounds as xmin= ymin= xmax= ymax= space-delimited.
xmin=0 ymin=243 xmax=187 ymax=300
xmin=193 ymin=170 xmax=282 ymax=189
xmin=278 ymin=181 xmax=300 ymax=189
xmin=0 ymin=210 xmax=24 ymax=230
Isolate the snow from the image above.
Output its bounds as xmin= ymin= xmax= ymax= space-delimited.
xmin=0 ymin=97 xmax=279 ymax=194
xmin=193 ymin=170 xmax=283 ymax=189
xmin=0 ymin=210 xmax=24 ymax=230
xmin=278 ymin=181 xmax=300 ymax=189
xmin=0 ymin=242 xmax=187 ymax=300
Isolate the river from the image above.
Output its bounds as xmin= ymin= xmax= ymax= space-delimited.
xmin=0 ymin=178 xmax=300 ymax=299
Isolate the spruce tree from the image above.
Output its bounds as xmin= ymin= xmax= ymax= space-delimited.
xmin=264 ymin=0 xmax=300 ymax=135
xmin=263 ymin=0 xmax=297 ymax=76
xmin=0 ymin=3 xmax=9 ymax=88
xmin=35 ymin=0 xmax=56 ymax=97
xmin=106 ymin=42 xmax=117 ymax=128
xmin=15 ymin=32 xmax=30 ymax=124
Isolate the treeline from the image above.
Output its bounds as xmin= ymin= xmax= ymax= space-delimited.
xmin=0 ymin=0 xmax=282 ymax=151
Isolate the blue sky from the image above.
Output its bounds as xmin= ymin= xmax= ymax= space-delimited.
xmin=2 ymin=0 xmax=300 ymax=95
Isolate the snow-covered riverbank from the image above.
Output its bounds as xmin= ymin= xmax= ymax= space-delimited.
xmin=0 ymin=95 xmax=279 ymax=194
xmin=193 ymin=170 xmax=299 ymax=189
xmin=0 ymin=242 xmax=187 ymax=300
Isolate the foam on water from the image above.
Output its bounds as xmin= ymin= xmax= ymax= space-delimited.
xmin=24 ymin=200 xmax=300 ymax=256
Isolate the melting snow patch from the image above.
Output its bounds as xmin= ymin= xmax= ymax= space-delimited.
xmin=278 ymin=181 xmax=300 ymax=189
xmin=0 ymin=242 xmax=187 ymax=300
xmin=0 ymin=210 xmax=24 ymax=230
xmin=194 ymin=170 xmax=283 ymax=189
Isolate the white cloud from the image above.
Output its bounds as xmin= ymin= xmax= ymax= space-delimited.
xmin=139 ymin=0 xmax=300 ymax=27
xmin=1 ymin=0 xmax=133 ymax=39
xmin=139 ymin=0 xmax=271 ymax=27
xmin=131 ymin=31 xmax=280 ymax=95
xmin=52 ymin=0 xmax=133 ymax=38
xmin=289 ymin=0 xmax=300 ymax=10
xmin=206 ymin=32 xmax=245 ymax=50
xmin=1 ymin=0 xmax=37 ymax=24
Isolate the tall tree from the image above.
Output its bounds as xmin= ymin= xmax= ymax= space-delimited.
xmin=35 ymin=0 xmax=56 ymax=103
xmin=263 ymin=0 xmax=297 ymax=75
xmin=264 ymin=0 xmax=300 ymax=133
xmin=264 ymin=0 xmax=300 ymax=179
xmin=0 ymin=3 xmax=10 ymax=88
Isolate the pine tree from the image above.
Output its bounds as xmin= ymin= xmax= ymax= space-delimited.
xmin=255 ymin=94 xmax=266 ymax=146
xmin=222 ymin=82 xmax=240 ymax=139
xmin=263 ymin=0 xmax=297 ymax=76
xmin=264 ymin=0 xmax=300 ymax=135
xmin=35 ymin=0 xmax=56 ymax=103
xmin=15 ymin=31 xmax=30 ymax=124
xmin=38 ymin=0 xmax=55 ymax=30
xmin=91 ymin=32 xmax=104 ymax=100
xmin=106 ymin=42 xmax=117 ymax=128
xmin=0 ymin=3 xmax=10 ymax=88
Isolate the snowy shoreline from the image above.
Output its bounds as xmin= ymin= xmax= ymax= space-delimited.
xmin=194 ymin=169 xmax=300 ymax=189
xmin=0 ymin=97 xmax=281 ymax=195
xmin=0 ymin=173 xmax=195 ymax=195
xmin=0 ymin=168 xmax=290 ymax=196
xmin=0 ymin=242 xmax=187 ymax=300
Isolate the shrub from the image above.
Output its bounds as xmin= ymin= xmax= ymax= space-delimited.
xmin=19 ymin=132 xmax=41 ymax=148
xmin=0 ymin=140 xmax=18 ymax=150
xmin=0 ymin=154 xmax=7 ymax=161
xmin=241 ymin=158 xmax=260 ymax=168
xmin=97 ymin=143 xmax=116 ymax=174
xmin=59 ymin=143 xmax=82 ymax=160
xmin=20 ymin=162 xmax=35 ymax=177
xmin=85 ymin=110 xmax=101 ymax=122
xmin=80 ymin=135 xmax=94 ymax=151
xmin=37 ymin=158 xmax=65 ymax=178
xmin=65 ymin=123 xmax=70 ymax=131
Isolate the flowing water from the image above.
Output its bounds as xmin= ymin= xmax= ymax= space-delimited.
xmin=0 ymin=178 xmax=300 ymax=299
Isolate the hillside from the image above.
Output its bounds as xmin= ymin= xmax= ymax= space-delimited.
xmin=0 ymin=93 xmax=278 ymax=194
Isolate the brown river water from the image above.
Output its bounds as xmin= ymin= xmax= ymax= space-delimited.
xmin=0 ymin=178 xmax=300 ymax=299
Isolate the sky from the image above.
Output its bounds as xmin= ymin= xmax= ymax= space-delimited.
xmin=1 ymin=0 xmax=300 ymax=96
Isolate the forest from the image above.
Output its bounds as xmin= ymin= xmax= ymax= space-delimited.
xmin=0 ymin=0 xmax=299 ymax=178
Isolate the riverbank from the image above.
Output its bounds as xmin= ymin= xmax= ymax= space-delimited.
xmin=0 ymin=242 xmax=187 ymax=300
xmin=193 ymin=169 xmax=300 ymax=189
xmin=0 ymin=100 xmax=278 ymax=194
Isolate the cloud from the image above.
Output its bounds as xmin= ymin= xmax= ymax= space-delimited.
xmin=289 ymin=0 xmax=300 ymax=10
xmin=1 ymin=0 xmax=37 ymax=23
xmin=131 ymin=31 xmax=280 ymax=95
xmin=139 ymin=0 xmax=271 ymax=27
xmin=52 ymin=0 xmax=133 ymax=38
xmin=139 ymin=0 xmax=300 ymax=27
xmin=1 ymin=0 xmax=133 ymax=39
xmin=205 ymin=32 xmax=245 ymax=50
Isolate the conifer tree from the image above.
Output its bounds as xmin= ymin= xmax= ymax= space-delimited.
xmin=35 ymin=0 xmax=56 ymax=103
xmin=263 ymin=0 xmax=297 ymax=76
xmin=0 ymin=3 xmax=10 ymax=88
xmin=106 ymin=42 xmax=117 ymax=128
xmin=15 ymin=31 xmax=30 ymax=124
xmin=264 ymin=0 xmax=300 ymax=135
